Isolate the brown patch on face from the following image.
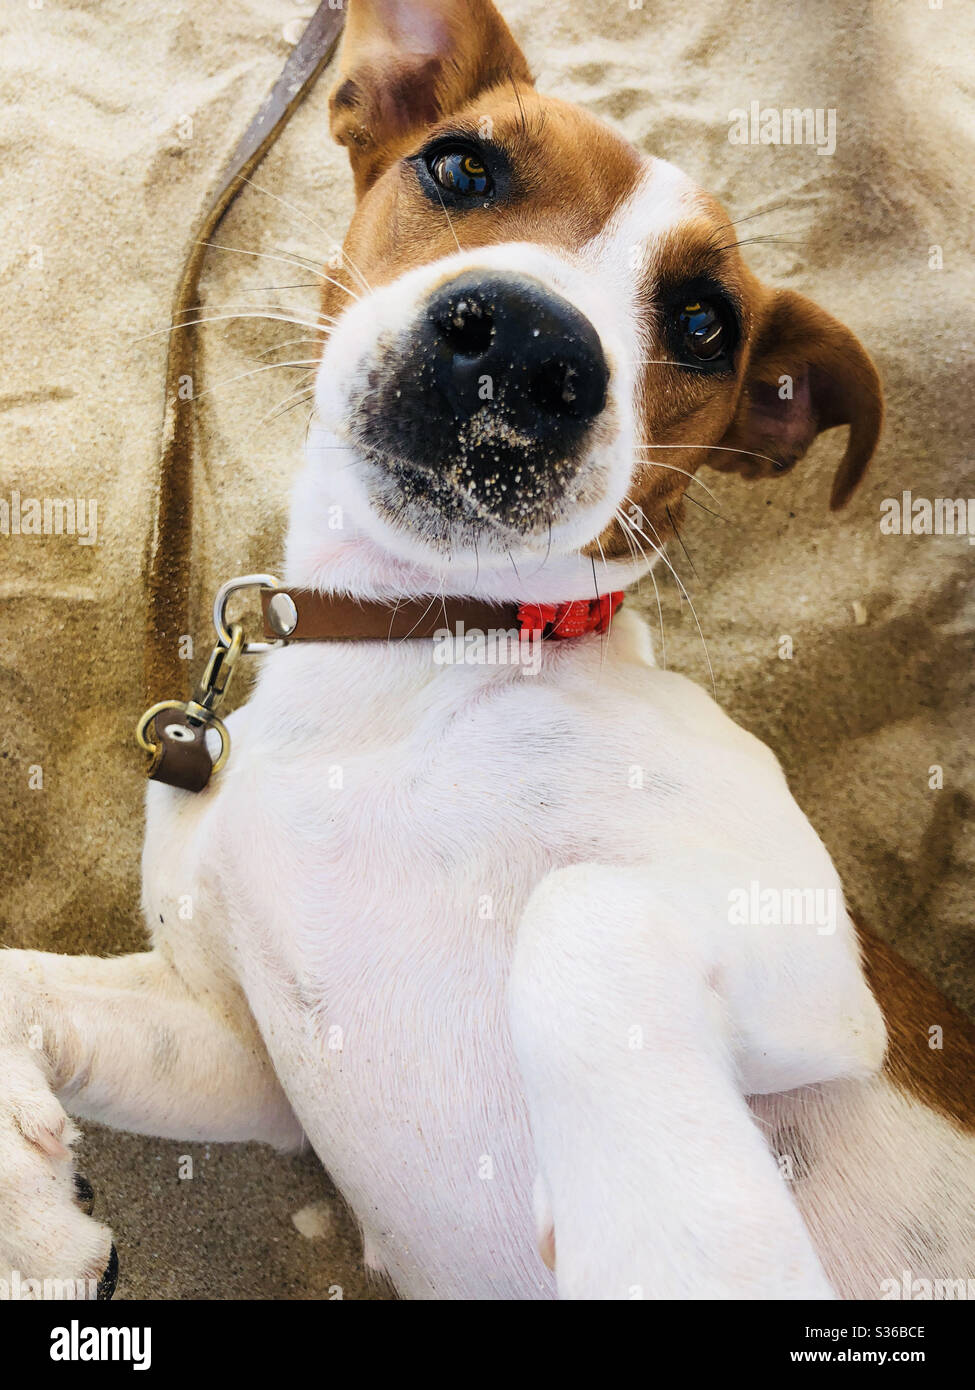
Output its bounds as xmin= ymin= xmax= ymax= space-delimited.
xmin=320 ymin=84 xmax=645 ymax=547
xmin=329 ymin=0 xmax=534 ymax=195
xmin=859 ymin=924 xmax=975 ymax=1134
xmin=590 ymin=201 xmax=762 ymax=562
xmin=322 ymin=91 xmax=643 ymax=320
xmin=588 ymin=177 xmax=882 ymax=562
xmin=323 ymin=0 xmax=881 ymax=555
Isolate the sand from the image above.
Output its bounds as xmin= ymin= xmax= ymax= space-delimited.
xmin=1 ymin=0 xmax=972 ymax=1299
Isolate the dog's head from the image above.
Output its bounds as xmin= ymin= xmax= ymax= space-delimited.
xmin=302 ymin=0 xmax=882 ymax=589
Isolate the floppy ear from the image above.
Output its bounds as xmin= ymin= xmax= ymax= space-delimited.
xmin=329 ymin=0 xmax=534 ymax=194
xmin=708 ymin=289 xmax=884 ymax=510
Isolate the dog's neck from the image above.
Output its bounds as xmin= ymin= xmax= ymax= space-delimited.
xmin=283 ymin=427 xmax=653 ymax=605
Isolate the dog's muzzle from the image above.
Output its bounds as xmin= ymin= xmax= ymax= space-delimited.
xmin=353 ymin=270 xmax=609 ymax=533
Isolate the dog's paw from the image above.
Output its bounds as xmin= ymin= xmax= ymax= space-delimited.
xmin=0 ymin=1046 xmax=115 ymax=1296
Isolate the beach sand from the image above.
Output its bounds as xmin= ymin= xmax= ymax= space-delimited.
xmin=1 ymin=0 xmax=972 ymax=1299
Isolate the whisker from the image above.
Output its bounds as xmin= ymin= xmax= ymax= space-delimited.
xmin=525 ymin=514 xmax=555 ymax=580
xmin=507 ymin=64 xmax=529 ymax=135
xmin=253 ymin=371 xmax=317 ymax=424
xmin=665 ymin=503 xmax=698 ymax=579
xmin=623 ymin=495 xmax=716 ymax=698
xmin=588 ymin=551 xmax=605 ymax=658
xmin=197 ymin=240 xmax=360 ymax=302
xmin=169 ymin=299 xmax=337 ymax=326
xmin=237 ymin=283 xmax=322 ymax=293
xmin=432 ymin=184 xmax=462 ymax=254
xmin=631 ymin=451 xmax=721 ymax=502
xmin=393 ymin=592 xmax=444 ymax=644
xmin=303 ymin=404 xmax=317 ymax=452
xmin=261 ymin=383 xmax=317 ymax=429
xmin=613 ymin=508 xmax=642 ymax=597
xmin=715 ymin=209 xmax=783 ymax=231
xmin=335 ymin=245 xmax=374 ymax=295
xmin=262 ymin=246 xmax=333 ymax=272
xmin=712 ymin=235 xmax=802 ymax=254
xmin=232 ymin=175 xmax=372 ymax=294
xmin=616 ymin=506 xmax=666 ymax=668
xmin=592 ymin=535 xmax=616 ymax=653
xmin=683 ymin=492 xmax=727 ymax=522
xmin=137 ymin=311 xmax=332 ymax=343
xmin=187 ymin=359 xmax=321 ymax=404
xmin=254 ymin=335 xmax=329 ymax=359
xmin=644 ymin=553 xmax=667 ymax=670
xmin=635 ymin=440 xmax=781 ymax=473
xmin=621 ymin=357 xmax=706 ymax=372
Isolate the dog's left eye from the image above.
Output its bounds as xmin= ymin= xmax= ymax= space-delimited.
xmin=677 ymin=299 xmax=733 ymax=361
xmin=428 ymin=147 xmax=493 ymax=197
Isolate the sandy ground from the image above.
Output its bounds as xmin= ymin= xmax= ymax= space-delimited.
xmin=1 ymin=0 xmax=972 ymax=1298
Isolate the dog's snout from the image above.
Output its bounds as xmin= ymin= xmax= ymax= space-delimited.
xmin=351 ymin=268 xmax=613 ymax=538
xmin=425 ymin=271 xmax=608 ymax=426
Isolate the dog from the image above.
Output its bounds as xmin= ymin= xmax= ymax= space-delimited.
xmin=2 ymin=0 xmax=973 ymax=1300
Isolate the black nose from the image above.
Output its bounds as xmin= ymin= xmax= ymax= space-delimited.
xmin=353 ymin=271 xmax=611 ymax=535
xmin=424 ymin=271 xmax=608 ymax=429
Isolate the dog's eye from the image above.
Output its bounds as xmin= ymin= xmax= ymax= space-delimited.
xmin=428 ymin=147 xmax=492 ymax=197
xmin=677 ymin=299 xmax=732 ymax=362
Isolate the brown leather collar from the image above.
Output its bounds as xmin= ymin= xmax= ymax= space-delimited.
xmin=143 ymin=584 xmax=625 ymax=795
xmin=260 ymin=587 xmax=625 ymax=643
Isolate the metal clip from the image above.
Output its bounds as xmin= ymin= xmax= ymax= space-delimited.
xmin=213 ymin=573 xmax=283 ymax=653
xmin=136 ymin=623 xmax=244 ymax=775
xmin=137 ymin=573 xmax=283 ymax=786
xmin=189 ymin=621 xmax=244 ymax=717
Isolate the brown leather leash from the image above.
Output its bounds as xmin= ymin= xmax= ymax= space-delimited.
xmin=144 ymin=3 xmax=347 ymax=710
xmin=138 ymin=3 xmax=531 ymax=797
xmin=137 ymin=3 xmax=625 ymax=796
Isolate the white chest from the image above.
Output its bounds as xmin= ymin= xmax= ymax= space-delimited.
xmin=184 ymin=620 xmax=795 ymax=1297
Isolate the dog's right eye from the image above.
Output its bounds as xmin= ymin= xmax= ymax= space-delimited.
xmin=427 ymin=146 xmax=493 ymax=198
xmin=678 ymin=300 xmax=731 ymax=361
xmin=667 ymin=288 xmax=740 ymax=372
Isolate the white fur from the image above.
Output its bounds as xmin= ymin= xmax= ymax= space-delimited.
xmin=583 ymin=157 xmax=697 ymax=278
xmin=304 ymin=157 xmax=697 ymax=585
xmin=753 ymin=1079 xmax=975 ymax=1299
xmin=1 ymin=162 xmax=972 ymax=1302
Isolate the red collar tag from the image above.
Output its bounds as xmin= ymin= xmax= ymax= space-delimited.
xmin=516 ymin=591 xmax=624 ymax=640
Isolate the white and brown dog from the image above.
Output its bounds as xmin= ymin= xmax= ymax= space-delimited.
xmin=2 ymin=0 xmax=973 ymax=1301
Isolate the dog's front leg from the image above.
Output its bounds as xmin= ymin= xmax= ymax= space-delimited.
xmin=509 ymin=864 xmax=835 ymax=1300
xmin=0 ymin=947 xmax=302 ymax=1286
